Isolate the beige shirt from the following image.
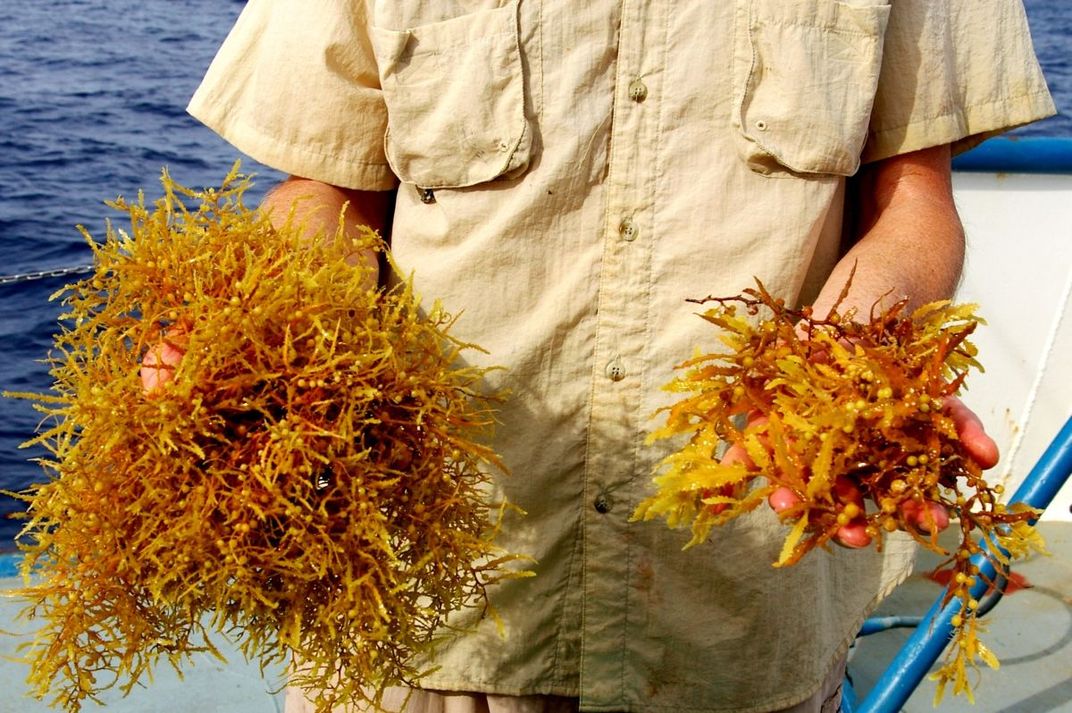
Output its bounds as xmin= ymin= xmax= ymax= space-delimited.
xmin=189 ymin=1 xmax=1054 ymax=711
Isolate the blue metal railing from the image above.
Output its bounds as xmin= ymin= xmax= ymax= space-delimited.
xmin=952 ymin=136 xmax=1072 ymax=174
xmin=0 ymin=552 xmax=20 ymax=578
xmin=845 ymin=415 xmax=1072 ymax=713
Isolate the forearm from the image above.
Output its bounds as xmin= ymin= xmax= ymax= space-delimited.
xmin=811 ymin=145 xmax=965 ymax=320
xmin=260 ymin=177 xmax=394 ymax=278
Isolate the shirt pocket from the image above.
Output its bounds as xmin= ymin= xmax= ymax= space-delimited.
xmin=370 ymin=1 xmax=532 ymax=189
xmin=733 ymin=0 xmax=890 ymax=177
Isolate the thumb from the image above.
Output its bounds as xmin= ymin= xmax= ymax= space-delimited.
xmin=944 ymin=396 xmax=999 ymax=469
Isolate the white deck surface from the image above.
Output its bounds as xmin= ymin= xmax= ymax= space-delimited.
xmin=848 ymin=521 xmax=1072 ymax=712
xmin=0 ymin=569 xmax=286 ymax=713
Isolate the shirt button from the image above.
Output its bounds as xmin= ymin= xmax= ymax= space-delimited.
xmin=605 ymin=356 xmax=625 ymax=382
xmin=594 ymin=493 xmax=612 ymax=514
xmin=628 ymin=78 xmax=648 ymax=103
xmin=618 ymin=217 xmax=639 ymax=242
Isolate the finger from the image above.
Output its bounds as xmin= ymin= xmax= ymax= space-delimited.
xmin=720 ymin=413 xmax=769 ymax=468
xmin=140 ymin=341 xmax=185 ymax=393
xmin=834 ymin=521 xmax=872 ymax=548
xmin=712 ymin=423 xmax=768 ymax=514
xmin=900 ymin=499 xmax=950 ymax=534
xmin=832 ymin=476 xmax=871 ymax=548
xmin=721 ymin=443 xmax=752 ymax=468
xmin=769 ymin=484 xmax=873 ymax=547
xmin=767 ymin=486 xmax=800 ymax=514
xmin=944 ymin=396 xmax=999 ymax=469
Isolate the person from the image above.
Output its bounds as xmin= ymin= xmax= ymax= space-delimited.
xmin=183 ymin=2 xmax=1055 ymax=711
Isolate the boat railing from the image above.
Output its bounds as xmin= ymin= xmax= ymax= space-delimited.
xmin=952 ymin=136 xmax=1072 ymax=174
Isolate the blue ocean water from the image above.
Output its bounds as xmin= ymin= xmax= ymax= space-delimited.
xmin=0 ymin=0 xmax=283 ymax=548
xmin=0 ymin=0 xmax=1069 ymax=549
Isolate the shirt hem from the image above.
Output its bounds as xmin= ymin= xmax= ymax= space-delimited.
xmin=409 ymin=547 xmax=915 ymax=713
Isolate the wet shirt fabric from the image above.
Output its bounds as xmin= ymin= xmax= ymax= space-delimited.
xmin=189 ymin=1 xmax=1054 ymax=711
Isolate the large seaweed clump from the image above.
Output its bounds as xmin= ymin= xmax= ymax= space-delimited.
xmin=4 ymin=169 xmax=519 ymax=711
xmin=632 ymin=280 xmax=1045 ymax=702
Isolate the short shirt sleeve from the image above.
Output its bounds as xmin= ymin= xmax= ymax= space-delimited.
xmin=863 ymin=0 xmax=1056 ymax=163
xmin=187 ymin=0 xmax=397 ymax=191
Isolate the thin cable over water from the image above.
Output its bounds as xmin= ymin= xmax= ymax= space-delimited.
xmin=0 ymin=265 xmax=94 ymax=286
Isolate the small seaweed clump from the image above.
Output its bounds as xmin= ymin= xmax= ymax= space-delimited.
xmin=4 ymin=168 xmax=518 ymax=712
xmin=632 ymin=279 xmax=1045 ymax=702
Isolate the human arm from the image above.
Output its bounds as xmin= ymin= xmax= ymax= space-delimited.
xmin=258 ymin=176 xmax=394 ymax=278
xmin=811 ymin=144 xmax=964 ymax=319
xmin=139 ymin=177 xmax=394 ymax=392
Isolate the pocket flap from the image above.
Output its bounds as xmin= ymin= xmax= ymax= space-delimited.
xmin=371 ymin=2 xmax=532 ymax=189
xmin=734 ymin=0 xmax=890 ymax=176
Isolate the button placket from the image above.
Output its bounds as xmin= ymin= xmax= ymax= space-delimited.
xmin=580 ymin=2 xmax=666 ymax=706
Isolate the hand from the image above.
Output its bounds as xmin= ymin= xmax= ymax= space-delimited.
xmin=723 ymin=398 xmax=999 ymax=548
xmin=140 ymin=327 xmax=187 ymax=393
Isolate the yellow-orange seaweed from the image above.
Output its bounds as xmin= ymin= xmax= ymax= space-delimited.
xmin=633 ymin=279 xmax=1045 ymax=703
xmin=3 ymin=168 xmax=522 ymax=712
